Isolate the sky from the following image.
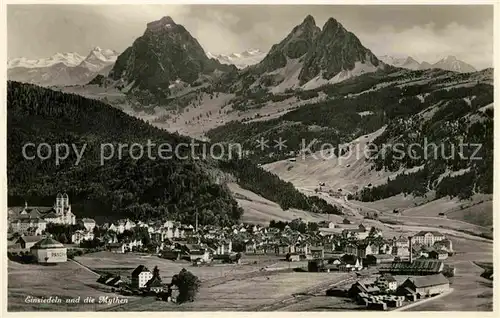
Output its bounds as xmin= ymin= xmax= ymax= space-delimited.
xmin=7 ymin=4 xmax=494 ymax=69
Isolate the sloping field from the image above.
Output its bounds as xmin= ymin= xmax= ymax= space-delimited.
xmin=228 ymin=182 xmax=344 ymax=225
xmin=108 ymin=272 xmax=351 ymax=311
xmin=263 ymin=127 xmax=394 ymax=192
xmin=75 ymin=251 xmax=278 ymax=283
xmin=8 ymin=260 xmax=136 ymax=311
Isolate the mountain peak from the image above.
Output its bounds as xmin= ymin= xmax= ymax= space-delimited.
xmin=322 ymin=17 xmax=346 ymax=33
xmin=302 ymin=15 xmax=316 ymax=27
xmin=405 ymin=56 xmax=418 ymax=63
xmin=146 ymin=16 xmax=177 ymax=32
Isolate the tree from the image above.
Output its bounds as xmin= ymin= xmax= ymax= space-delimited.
xmin=153 ymin=266 xmax=161 ymax=281
xmin=171 ymin=268 xmax=201 ymax=303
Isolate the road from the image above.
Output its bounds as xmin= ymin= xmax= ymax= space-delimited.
xmin=297 ymin=186 xmax=492 ymax=243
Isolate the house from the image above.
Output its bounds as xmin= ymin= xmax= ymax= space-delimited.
xmin=30 ymin=236 xmax=67 ymax=263
xmin=131 ymin=265 xmax=153 ymax=289
xmin=376 ymin=274 xmax=398 ymax=291
xmin=323 ymin=242 xmax=336 ymax=253
xmin=318 ymin=221 xmax=335 ymax=229
xmin=161 ymin=249 xmax=183 ymax=261
xmin=163 ymin=220 xmax=175 ymax=229
xmin=429 ymin=250 xmax=448 ymax=260
xmin=107 ymin=276 xmax=124 ymax=288
xmin=146 ymin=276 xmax=165 ymax=293
xmin=310 ymin=246 xmax=325 ymax=259
xmin=115 ymin=219 xmax=136 ymax=234
xmin=412 ymin=231 xmax=446 ymax=247
xmin=186 ymin=244 xmax=212 ymax=262
xmin=295 ymin=242 xmax=310 ymax=255
xmin=344 ymin=243 xmax=373 ymax=258
xmin=341 ymin=224 xmax=369 ymax=239
xmin=392 ymin=236 xmax=410 ymax=256
xmin=108 ymin=223 xmax=118 ymax=233
xmin=348 ymin=282 xmax=380 ymax=298
xmin=16 ymin=235 xmax=43 ymax=249
xmin=380 ymin=259 xmax=444 ymax=275
xmin=10 ymin=218 xmax=47 ymax=235
xmin=108 ymin=243 xmax=126 ymax=254
xmin=213 ymin=240 xmax=232 ymax=255
xmin=365 ymin=254 xmax=395 ymax=266
xmin=71 ymin=230 xmax=94 ymax=244
xmin=434 ymin=239 xmax=453 ymax=252
xmin=397 ymin=274 xmax=450 ymax=298
xmin=78 ymin=218 xmax=96 ymax=232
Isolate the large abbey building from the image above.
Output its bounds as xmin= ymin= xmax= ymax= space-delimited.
xmin=8 ymin=193 xmax=76 ymax=235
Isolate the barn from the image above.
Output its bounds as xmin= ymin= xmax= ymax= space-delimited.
xmin=397 ymin=273 xmax=450 ymax=298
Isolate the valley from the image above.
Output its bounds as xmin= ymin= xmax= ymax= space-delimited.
xmin=7 ymin=7 xmax=494 ymax=313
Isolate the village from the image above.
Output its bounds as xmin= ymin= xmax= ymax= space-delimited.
xmin=6 ymin=193 xmax=470 ymax=311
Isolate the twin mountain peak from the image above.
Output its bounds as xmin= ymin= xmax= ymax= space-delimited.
xmin=108 ymin=14 xmax=383 ymax=97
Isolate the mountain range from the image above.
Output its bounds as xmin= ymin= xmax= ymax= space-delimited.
xmin=8 ymin=16 xmax=479 ymax=89
xmin=379 ymin=54 xmax=477 ymax=73
xmin=7 ymin=47 xmax=119 ymax=86
xmin=206 ymin=49 xmax=266 ymax=69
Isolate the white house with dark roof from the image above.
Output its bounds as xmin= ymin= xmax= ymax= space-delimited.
xmin=131 ymin=265 xmax=153 ymax=289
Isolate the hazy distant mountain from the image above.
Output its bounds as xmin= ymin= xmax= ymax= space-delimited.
xmin=77 ymin=47 xmax=119 ymax=72
xmin=7 ymin=52 xmax=85 ymax=69
xmin=378 ymin=55 xmax=420 ymax=70
xmin=7 ymin=48 xmax=119 ymax=86
xmin=379 ymin=54 xmax=477 ymax=73
xmin=431 ymin=55 xmax=477 ymax=73
xmin=206 ymin=49 xmax=266 ymax=69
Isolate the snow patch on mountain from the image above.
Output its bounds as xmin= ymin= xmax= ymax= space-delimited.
xmin=269 ymin=58 xmax=303 ymax=93
xmin=302 ymin=61 xmax=381 ymax=90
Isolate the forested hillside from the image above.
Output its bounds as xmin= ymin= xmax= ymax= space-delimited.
xmin=7 ymin=81 xmax=243 ymax=225
xmin=360 ymin=83 xmax=493 ymax=201
xmin=219 ymin=159 xmax=342 ymax=215
xmin=208 ymin=68 xmax=493 ymax=201
xmin=8 ymin=81 xmax=342 ymax=222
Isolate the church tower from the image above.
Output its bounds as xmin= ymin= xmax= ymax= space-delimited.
xmin=55 ymin=193 xmax=63 ymax=215
xmin=62 ymin=193 xmax=69 ymax=208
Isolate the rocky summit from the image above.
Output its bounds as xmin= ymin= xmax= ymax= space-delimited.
xmin=108 ymin=16 xmax=235 ymax=101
